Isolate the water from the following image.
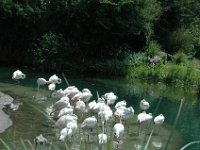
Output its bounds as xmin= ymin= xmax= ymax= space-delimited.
xmin=0 ymin=67 xmax=200 ymax=150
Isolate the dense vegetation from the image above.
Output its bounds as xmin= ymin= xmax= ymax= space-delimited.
xmin=0 ymin=0 xmax=200 ymax=84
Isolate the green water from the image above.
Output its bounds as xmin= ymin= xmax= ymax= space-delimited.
xmin=0 ymin=67 xmax=200 ymax=150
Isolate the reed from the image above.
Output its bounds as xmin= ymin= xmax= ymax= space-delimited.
xmin=164 ymin=99 xmax=184 ymax=150
xmin=0 ymin=138 xmax=11 ymax=150
xmin=180 ymin=141 xmax=200 ymax=150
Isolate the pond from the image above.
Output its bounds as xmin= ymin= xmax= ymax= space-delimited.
xmin=0 ymin=67 xmax=200 ymax=150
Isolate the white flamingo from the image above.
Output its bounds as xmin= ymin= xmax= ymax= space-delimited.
xmin=154 ymin=114 xmax=165 ymax=125
xmin=51 ymin=89 xmax=65 ymax=98
xmin=81 ymin=116 xmax=97 ymax=131
xmin=71 ymin=91 xmax=82 ymax=101
xmin=122 ymin=106 xmax=134 ymax=119
xmin=115 ymin=100 xmax=127 ymax=109
xmin=36 ymin=78 xmax=49 ymax=96
xmin=79 ymin=88 xmax=92 ymax=102
xmin=81 ymin=116 xmax=97 ymax=141
xmin=140 ymin=99 xmax=150 ymax=111
xmin=103 ymin=92 xmax=118 ymax=105
xmin=59 ymin=128 xmax=73 ymax=141
xmin=137 ymin=112 xmax=153 ymax=123
xmin=53 ymin=114 xmax=78 ymax=128
xmin=12 ymin=70 xmax=26 ymax=83
xmin=49 ymin=74 xmax=62 ymax=84
xmin=66 ymin=121 xmax=78 ymax=134
xmin=113 ymin=123 xmax=124 ymax=139
xmin=98 ymin=133 xmax=107 ymax=145
xmin=37 ymin=78 xmax=49 ymax=86
xmin=64 ymin=86 xmax=79 ymax=99
xmin=48 ymin=83 xmax=56 ymax=97
xmin=103 ymin=105 xmax=113 ymax=121
xmin=75 ymin=100 xmax=86 ymax=113
xmin=48 ymin=83 xmax=56 ymax=92
xmin=113 ymin=121 xmax=124 ymax=148
xmin=137 ymin=112 xmax=153 ymax=135
xmin=88 ymin=100 xmax=97 ymax=111
xmin=52 ymin=97 xmax=70 ymax=113
xmin=154 ymin=114 xmax=165 ymax=134
xmin=57 ymin=106 xmax=74 ymax=118
xmin=114 ymin=106 xmax=126 ymax=119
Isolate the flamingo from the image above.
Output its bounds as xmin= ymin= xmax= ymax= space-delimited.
xmin=115 ymin=100 xmax=127 ymax=109
xmin=102 ymin=105 xmax=113 ymax=121
xmin=137 ymin=112 xmax=153 ymax=135
xmin=98 ymin=133 xmax=107 ymax=145
xmin=137 ymin=112 xmax=153 ymax=123
xmin=81 ymin=116 xmax=97 ymax=141
xmin=79 ymin=88 xmax=92 ymax=102
xmin=75 ymin=100 xmax=86 ymax=113
xmin=34 ymin=134 xmax=47 ymax=149
xmin=114 ymin=106 xmax=126 ymax=119
xmin=51 ymin=89 xmax=65 ymax=98
xmin=57 ymin=106 xmax=74 ymax=118
xmin=64 ymin=86 xmax=79 ymax=99
xmin=37 ymin=78 xmax=49 ymax=86
xmin=52 ymin=97 xmax=70 ymax=113
xmin=71 ymin=91 xmax=82 ymax=101
xmin=53 ymin=114 xmax=78 ymax=128
xmin=113 ymin=114 xmax=124 ymax=139
xmin=12 ymin=70 xmax=26 ymax=83
xmin=59 ymin=128 xmax=73 ymax=141
xmin=81 ymin=116 xmax=97 ymax=131
xmin=88 ymin=100 xmax=97 ymax=111
xmin=36 ymin=78 xmax=49 ymax=96
xmin=152 ymin=136 xmax=162 ymax=149
xmin=122 ymin=106 xmax=134 ymax=119
xmin=113 ymin=121 xmax=124 ymax=148
xmin=154 ymin=114 xmax=165 ymax=134
xmin=48 ymin=83 xmax=56 ymax=92
xmin=48 ymin=74 xmax=62 ymax=84
xmin=103 ymin=92 xmax=118 ymax=105
xmin=47 ymin=83 xmax=56 ymax=98
xmin=98 ymin=112 xmax=108 ymax=145
xmin=140 ymin=99 xmax=150 ymax=112
xmin=66 ymin=121 xmax=78 ymax=134
xmin=59 ymin=121 xmax=78 ymax=141
xmin=98 ymin=103 xmax=110 ymax=145
xmin=154 ymin=114 xmax=165 ymax=125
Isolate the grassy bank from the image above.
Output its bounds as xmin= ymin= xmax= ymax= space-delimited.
xmin=87 ymin=52 xmax=200 ymax=86
xmin=128 ymin=63 xmax=200 ymax=85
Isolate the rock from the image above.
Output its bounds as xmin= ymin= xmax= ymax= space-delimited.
xmin=0 ymin=108 xmax=12 ymax=133
xmin=0 ymin=91 xmax=13 ymax=133
xmin=0 ymin=91 xmax=13 ymax=106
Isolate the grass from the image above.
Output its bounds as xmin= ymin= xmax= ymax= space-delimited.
xmin=127 ymin=63 xmax=200 ymax=85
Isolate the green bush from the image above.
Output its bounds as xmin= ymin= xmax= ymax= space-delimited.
xmin=169 ymin=28 xmax=195 ymax=55
xmin=124 ymin=52 xmax=148 ymax=66
xmin=94 ymin=60 xmax=128 ymax=76
xmin=33 ymin=32 xmax=67 ymax=72
xmin=146 ymin=40 xmax=162 ymax=57
xmin=172 ymin=52 xmax=188 ymax=64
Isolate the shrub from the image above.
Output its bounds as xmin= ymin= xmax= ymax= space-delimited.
xmin=146 ymin=40 xmax=162 ymax=57
xmin=124 ymin=52 xmax=148 ymax=66
xmin=169 ymin=28 xmax=195 ymax=55
xmin=172 ymin=52 xmax=188 ymax=64
xmin=95 ymin=60 xmax=128 ymax=76
xmin=33 ymin=32 xmax=67 ymax=72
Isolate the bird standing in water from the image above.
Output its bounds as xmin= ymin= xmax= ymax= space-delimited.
xmin=12 ymin=69 xmax=26 ymax=84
